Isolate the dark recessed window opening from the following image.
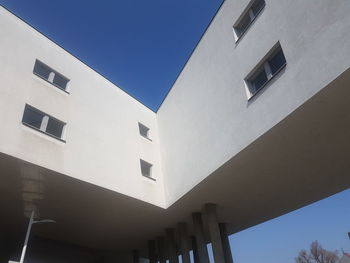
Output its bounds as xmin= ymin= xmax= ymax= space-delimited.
xmin=234 ymin=0 xmax=265 ymax=40
xmin=138 ymin=123 xmax=150 ymax=139
xmin=22 ymin=106 xmax=44 ymax=130
xmin=246 ymin=44 xmax=286 ymax=98
xmin=22 ymin=104 xmax=66 ymax=141
xmin=33 ymin=60 xmax=69 ymax=91
xmin=140 ymin=159 xmax=153 ymax=180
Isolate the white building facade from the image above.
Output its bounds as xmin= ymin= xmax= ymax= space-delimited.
xmin=1 ymin=0 xmax=350 ymax=262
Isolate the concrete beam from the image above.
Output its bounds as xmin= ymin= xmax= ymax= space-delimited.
xmin=205 ymin=204 xmax=225 ymax=263
xmin=178 ymin=223 xmax=191 ymax=263
xmin=192 ymin=213 xmax=210 ymax=263
xmin=166 ymin=228 xmax=178 ymax=263
xmin=219 ymin=223 xmax=233 ymax=263
xmin=156 ymin=237 xmax=166 ymax=263
xmin=148 ymin=240 xmax=156 ymax=263
xmin=132 ymin=250 xmax=139 ymax=263
xmin=191 ymin=236 xmax=200 ymax=263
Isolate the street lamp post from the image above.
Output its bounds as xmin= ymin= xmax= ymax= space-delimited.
xmin=19 ymin=211 xmax=56 ymax=263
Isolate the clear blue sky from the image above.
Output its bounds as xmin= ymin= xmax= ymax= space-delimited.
xmin=228 ymin=190 xmax=350 ymax=263
xmin=1 ymin=1 xmax=349 ymax=262
xmin=0 ymin=0 xmax=223 ymax=111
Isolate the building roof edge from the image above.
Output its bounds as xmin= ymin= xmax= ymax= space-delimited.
xmin=0 ymin=4 xmax=157 ymax=113
xmin=156 ymin=0 xmax=226 ymax=112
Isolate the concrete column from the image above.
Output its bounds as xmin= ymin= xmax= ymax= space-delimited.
xmin=178 ymin=223 xmax=191 ymax=263
xmin=157 ymin=237 xmax=166 ymax=263
xmin=192 ymin=213 xmax=210 ymax=263
xmin=166 ymin=228 xmax=178 ymax=263
xmin=148 ymin=240 xmax=156 ymax=263
xmin=132 ymin=250 xmax=139 ymax=263
xmin=219 ymin=223 xmax=233 ymax=263
xmin=191 ymin=236 xmax=200 ymax=263
xmin=205 ymin=204 xmax=225 ymax=263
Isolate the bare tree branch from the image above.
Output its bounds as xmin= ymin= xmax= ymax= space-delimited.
xmin=295 ymin=241 xmax=339 ymax=263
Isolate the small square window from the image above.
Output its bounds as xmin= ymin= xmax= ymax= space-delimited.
xmin=235 ymin=14 xmax=252 ymax=38
xmin=22 ymin=107 xmax=44 ymax=129
xmin=46 ymin=117 xmax=65 ymax=138
xmin=138 ymin=123 xmax=150 ymax=139
xmin=53 ymin=72 xmax=69 ymax=89
xmin=268 ymin=49 xmax=287 ymax=75
xmin=245 ymin=44 xmax=287 ymax=99
xmin=33 ymin=61 xmax=51 ymax=80
xmin=233 ymin=0 xmax=266 ymax=41
xmin=251 ymin=68 xmax=268 ymax=93
xmin=140 ymin=159 xmax=153 ymax=179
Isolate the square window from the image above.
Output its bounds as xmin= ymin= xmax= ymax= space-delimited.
xmin=33 ymin=60 xmax=51 ymax=80
xmin=250 ymin=68 xmax=268 ymax=93
xmin=268 ymin=49 xmax=287 ymax=75
xmin=233 ymin=0 xmax=266 ymax=41
xmin=140 ymin=159 xmax=153 ymax=179
xmin=235 ymin=14 xmax=252 ymax=38
xmin=22 ymin=106 xmax=44 ymax=129
xmin=53 ymin=73 xmax=69 ymax=89
xmin=138 ymin=123 xmax=150 ymax=139
xmin=46 ymin=118 xmax=65 ymax=138
xmin=246 ymin=44 xmax=287 ymax=99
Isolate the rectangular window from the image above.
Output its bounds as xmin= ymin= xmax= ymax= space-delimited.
xmin=138 ymin=122 xmax=150 ymax=140
xmin=33 ymin=60 xmax=70 ymax=91
xmin=140 ymin=159 xmax=154 ymax=180
xmin=246 ymin=44 xmax=286 ymax=98
xmin=233 ymin=0 xmax=265 ymax=41
xmin=22 ymin=104 xmax=66 ymax=141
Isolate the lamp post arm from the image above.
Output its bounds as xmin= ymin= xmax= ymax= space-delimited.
xmin=19 ymin=210 xmax=35 ymax=263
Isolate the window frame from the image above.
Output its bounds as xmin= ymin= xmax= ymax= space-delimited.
xmin=22 ymin=104 xmax=66 ymax=142
xmin=245 ymin=43 xmax=287 ymax=100
xmin=33 ymin=60 xmax=70 ymax=94
xmin=140 ymin=159 xmax=155 ymax=181
xmin=233 ymin=0 xmax=266 ymax=43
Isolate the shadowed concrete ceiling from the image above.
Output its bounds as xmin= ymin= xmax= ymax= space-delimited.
xmin=1 ymin=68 xmax=350 ymax=256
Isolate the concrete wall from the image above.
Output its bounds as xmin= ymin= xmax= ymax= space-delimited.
xmin=157 ymin=0 xmax=350 ymax=205
xmin=1 ymin=0 xmax=350 ymax=209
xmin=0 ymin=7 xmax=165 ymax=207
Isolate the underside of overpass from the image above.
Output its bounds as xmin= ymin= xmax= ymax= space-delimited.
xmin=1 ymin=67 xmax=350 ymax=262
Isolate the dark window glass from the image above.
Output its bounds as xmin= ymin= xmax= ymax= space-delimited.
xmin=23 ymin=106 xmax=44 ymax=129
xmin=247 ymin=44 xmax=286 ymax=98
xmin=33 ymin=61 xmax=51 ymax=80
xmin=33 ymin=60 xmax=69 ymax=91
xmin=22 ymin=105 xmax=65 ymax=140
xmin=234 ymin=0 xmax=265 ymax=39
xmin=235 ymin=14 xmax=252 ymax=37
xmin=46 ymin=118 xmax=64 ymax=138
xmin=251 ymin=0 xmax=265 ymax=16
xmin=53 ymin=73 xmax=69 ymax=90
xmin=251 ymin=69 xmax=268 ymax=93
xmin=268 ymin=49 xmax=287 ymax=75
xmin=140 ymin=160 xmax=152 ymax=178
xmin=138 ymin=123 xmax=150 ymax=138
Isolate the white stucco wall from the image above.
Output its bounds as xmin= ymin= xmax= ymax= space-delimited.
xmin=157 ymin=0 xmax=350 ymax=205
xmin=1 ymin=0 xmax=350 ymax=209
xmin=0 ymin=7 xmax=165 ymax=207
